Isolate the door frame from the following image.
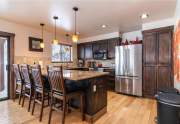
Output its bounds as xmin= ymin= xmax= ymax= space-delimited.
xmin=0 ymin=31 xmax=15 ymax=100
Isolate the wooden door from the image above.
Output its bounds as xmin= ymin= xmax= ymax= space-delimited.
xmin=77 ymin=44 xmax=85 ymax=59
xmin=143 ymin=66 xmax=156 ymax=97
xmin=84 ymin=43 xmax=93 ymax=59
xmin=143 ymin=32 xmax=157 ymax=65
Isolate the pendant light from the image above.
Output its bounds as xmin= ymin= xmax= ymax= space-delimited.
xmin=40 ymin=23 xmax=45 ymax=48
xmin=53 ymin=16 xmax=59 ymax=45
xmin=72 ymin=7 xmax=79 ymax=43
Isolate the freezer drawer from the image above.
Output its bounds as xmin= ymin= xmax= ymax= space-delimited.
xmin=115 ymin=76 xmax=142 ymax=96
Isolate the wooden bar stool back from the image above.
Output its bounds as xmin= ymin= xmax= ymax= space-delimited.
xmin=12 ymin=64 xmax=24 ymax=105
xmin=47 ymin=66 xmax=85 ymax=124
xmin=20 ymin=64 xmax=33 ymax=112
xmin=31 ymin=64 xmax=50 ymax=122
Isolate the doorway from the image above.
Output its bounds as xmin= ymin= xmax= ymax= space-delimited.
xmin=0 ymin=31 xmax=14 ymax=101
xmin=0 ymin=37 xmax=9 ymax=100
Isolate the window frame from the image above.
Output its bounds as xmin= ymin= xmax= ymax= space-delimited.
xmin=51 ymin=43 xmax=73 ymax=63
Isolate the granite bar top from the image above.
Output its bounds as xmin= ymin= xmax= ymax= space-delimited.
xmin=43 ymin=70 xmax=109 ymax=81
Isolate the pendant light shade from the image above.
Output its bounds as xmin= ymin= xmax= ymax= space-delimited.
xmin=72 ymin=34 xmax=79 ymax=42
xmin=53 ymin=16 xmax=59 ymax=45
xmin=40 ymin=23 xmax=45 ymax=48
xmin=72 ymin=7 xmax=79 ymax=43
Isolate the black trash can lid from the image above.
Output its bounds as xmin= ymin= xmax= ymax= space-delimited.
xmin=156 ymin=93 xmax=180 ymax=105
xmin=158 ymin=88 xmax=179 ymax=94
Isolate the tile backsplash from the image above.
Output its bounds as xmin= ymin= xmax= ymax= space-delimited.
xmin=15 ymin=56 xmax=77 ymax=68
xmin=84 ymin=59 xmax=115 ymax=68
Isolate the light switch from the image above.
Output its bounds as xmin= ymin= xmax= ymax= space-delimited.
xmin=93 ymin=85 xmax=96 ymax=92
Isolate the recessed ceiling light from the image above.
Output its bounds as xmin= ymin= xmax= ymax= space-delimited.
xmin=141 ymin=13 xmax=149 ymax=19
xmin=102 ymin=24 xmax=107 ymax=28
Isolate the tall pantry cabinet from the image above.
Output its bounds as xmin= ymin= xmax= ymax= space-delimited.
xmin=142 ymin=26 xmax=174 ymax=98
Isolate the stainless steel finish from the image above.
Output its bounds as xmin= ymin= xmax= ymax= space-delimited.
xmin=115 ymin=44 xmax=142 ymax=96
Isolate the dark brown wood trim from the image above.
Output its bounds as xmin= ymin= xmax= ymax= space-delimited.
xmin=0 ymin=31 xmax=15 ymax=99
xmin=85 ymin=106 xmax=107 ymax=124
xmin=142 ymin=26 xmax=174 ymax=34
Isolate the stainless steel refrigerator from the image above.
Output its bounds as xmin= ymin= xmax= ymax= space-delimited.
xmin=115 ymin=44 xmax=142 ymax=96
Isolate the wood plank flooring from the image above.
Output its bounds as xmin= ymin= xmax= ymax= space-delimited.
xmin=0 ymin=92 xmax=156 ymax=124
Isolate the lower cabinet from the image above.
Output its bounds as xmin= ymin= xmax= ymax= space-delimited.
xmin=157 ymin=66 xmax=173 ymax=90
xmin=143 ymin=66 xmax=156 ymax=98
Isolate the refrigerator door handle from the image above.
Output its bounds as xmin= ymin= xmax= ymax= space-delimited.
xmin=116 ymin=75 xmax=139 ymax=80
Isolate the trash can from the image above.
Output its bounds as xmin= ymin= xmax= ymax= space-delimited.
xmin=156 ymin=93 xmax=180 ymax=124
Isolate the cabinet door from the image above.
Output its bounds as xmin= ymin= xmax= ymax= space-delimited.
xmin=99 ymin=40 xmax=108 ymax=51
xmin=158 ymin=30 xmax=172 ymax=65
xmin=143 ymin=66 xmax=156 ymax=97
xmin=84 ymin=43 xmax=93 ymax=59
xmin=92 ymin=42 xmax=99 ymax=53
xmin=108 ymin=38 xmax=120 ymax=59
xmin=77 ymin=44 xmax=85 ymax=59
xmin=157 ymin=66 xmax=173 ymax=90
xmin=143 ymin=32 xmax=157 ymax=65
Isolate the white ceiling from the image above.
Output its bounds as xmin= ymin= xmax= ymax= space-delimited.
xmin=0 ymin=0 xmax=177 ymax=38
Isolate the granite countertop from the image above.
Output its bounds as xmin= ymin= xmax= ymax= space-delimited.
xmin=43 ymin=69 xmax=109 ymax=81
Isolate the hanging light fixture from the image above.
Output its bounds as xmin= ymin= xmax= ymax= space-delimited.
xmin=40 ymin=23 xmax=45 ymax=48
xmin=72 ymin=7 xmax=79 ymax=43
xmin=53 ymin=16 xmax=59 ymax=45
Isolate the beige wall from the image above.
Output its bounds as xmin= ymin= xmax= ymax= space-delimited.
xmin=0 ymin=19 xmax=77 ymax=67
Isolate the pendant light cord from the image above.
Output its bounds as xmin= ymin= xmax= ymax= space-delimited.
xmin=75 ymin=10 xmax=76 ymax=35
xmin=55 ymin=18 xmax=56 ymax=39
xmin=42 ymin=25 xmax=44 ymax=41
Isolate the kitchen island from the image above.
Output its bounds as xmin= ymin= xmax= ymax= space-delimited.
xmin=43 ymin=70 xmax=109 ymax=123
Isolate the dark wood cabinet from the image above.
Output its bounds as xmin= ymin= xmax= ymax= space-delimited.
xmin=143 ymin=26 xmax=174 ymax=98
xmin=92 ymin=40 xmax=108 ymax=53
xmin=143 ymin=66 xmax=156 ymax=97
xmin=143 ymin=32 xmax=157 ymax=65
xmin=85 ymin=76 xmax=107 ymax=115
xmin=77 ymin=37 xmax=121 ymax=60
xmin=108 ymin=38 xmax=121 ymax=59
xmin=77 ymin=44 xmax=85 ymax=59
xmin=84 ymin=43 xmax=93 ymax=59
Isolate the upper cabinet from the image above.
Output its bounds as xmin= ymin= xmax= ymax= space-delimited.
xmin=84 ymin=43 xmax=93 ymax=60
xmin=77 ymin=37 xmax=121 ymax=60
xmin=108 ymin=38 xmax=121 ymax=59
xmin=77 ymin=44 xmax=85 ymax=59
xmin=92 ymin=40 xmax=108 ymax=53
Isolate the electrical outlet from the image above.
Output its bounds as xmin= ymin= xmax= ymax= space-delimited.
xmin=93 ymin=85 xmax=96 ymax=92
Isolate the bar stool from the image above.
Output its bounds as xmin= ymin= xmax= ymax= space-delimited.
xmin=12 ymin=64 xmax=24 ymax=105
xmin=20 ymin=64 xmax=34 ymax=112
xmin=31 ymin=64 xmax=50 ymax=122
xmin=47 ymin=66 xmax=85 ymax=124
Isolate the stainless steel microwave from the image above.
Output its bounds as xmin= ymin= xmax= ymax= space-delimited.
xmin=93 ymin=50 xmax=107 ymax=60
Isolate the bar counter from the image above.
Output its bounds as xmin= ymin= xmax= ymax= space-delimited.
xmin=43 ymin=69 xmax=109 ymax=123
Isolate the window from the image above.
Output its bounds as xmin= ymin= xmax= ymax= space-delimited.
xmin=52 ymin=44 xmax=73 ymax=62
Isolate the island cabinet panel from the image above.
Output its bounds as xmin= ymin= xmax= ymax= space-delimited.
xmin=77 ymin=44 xmax=85 ymax=59
xmin=108 ymin=38 xmax=121 ymax=59
xmin=143 ymin=26 xmax=174 ymax=98
xmin=85 ymin=76 xmax=107 ymax=115
xmin=84 ymin=43 xmax=93 ymax=59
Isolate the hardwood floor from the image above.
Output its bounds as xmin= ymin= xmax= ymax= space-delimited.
xmin=0 ymin=92 xmax=156 ymax=124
